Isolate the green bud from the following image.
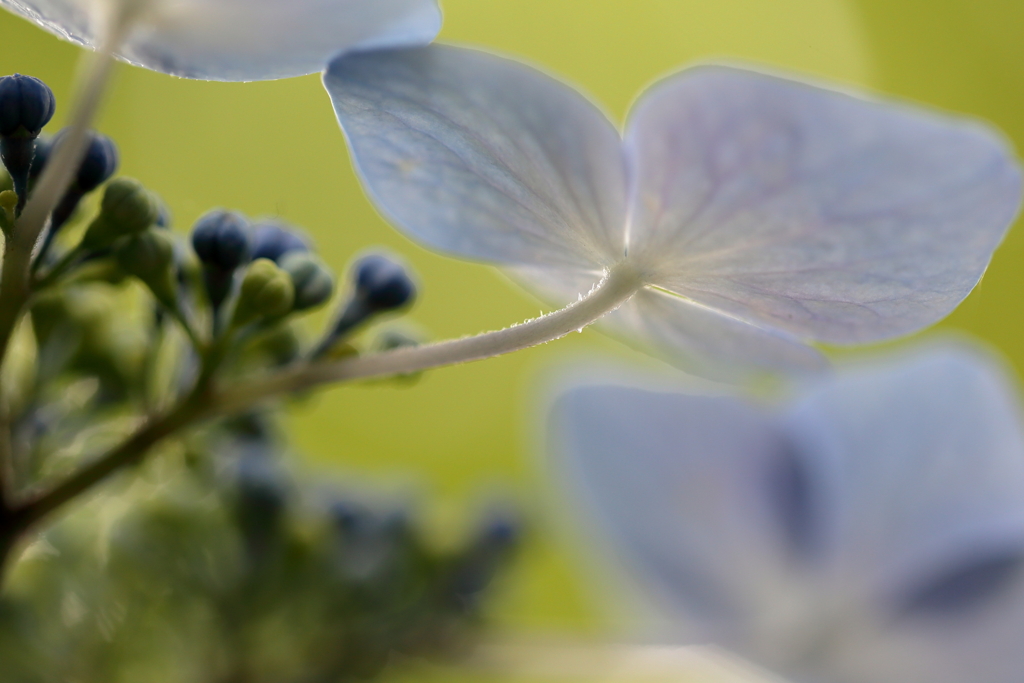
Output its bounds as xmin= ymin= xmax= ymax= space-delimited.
xmin=115 ymin=230 xmax=178 ymax=310
xmin=279 ymin=252 xmax=334 ymax=311
xmin=81 ymin=178 xmax=159 ymax=250
xmin=232 ymin=258 xmax=294 ymax=327
xmin=0 ymin=189 xmax=16 ymax=216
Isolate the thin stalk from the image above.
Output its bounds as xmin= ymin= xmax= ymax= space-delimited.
xmin=13 ymin=393 xmax=205 ymax=530
xmin=14 ymin=267 xmax=642 ymax=533
xmin=0 ymin=27 xmax=125 ymax=380
xmin=214 ymin=266 xmax=641 ymax=414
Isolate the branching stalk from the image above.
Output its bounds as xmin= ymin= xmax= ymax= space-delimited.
xmin=10 ymin=267 xmax=642 ymax=538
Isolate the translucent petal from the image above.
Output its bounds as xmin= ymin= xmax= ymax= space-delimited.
xmin=506 ymin=266 xmax=826 ymax=378
xmin=1 ymin=0 xmax=442 ymax=81
xmin=783 ymin=344 xmax=1024 ymax=607
xmin=614 ymin=288 xmax=828 ymax=378
xmin=550 ymin=345 xmax=1024 ymax=683
xmin=625 ymin=65 xmax=1022 ymax=344
xmin=324 ymin=44 xmax=628 ymax=271
xmin=549 ymin=383 xmax=813 ymax=647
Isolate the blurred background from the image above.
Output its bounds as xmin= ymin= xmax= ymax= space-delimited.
xmin=0 ymin=0 xmax=1022 ymax=679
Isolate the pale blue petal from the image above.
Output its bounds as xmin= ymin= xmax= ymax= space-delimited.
xmin=324 ymin=44 xmax=628 ymax=271
xmin=625 ymin=65 xmax=1022 ymax=344
xmin=505 ymin=266 xmax=826 ymax=378
xmin=780 ymin=344 xmax=1024 ymax=682
xmin=1 ymin=0 xmax=442 ymax=81
xmin=550 ymin=345 xmax=1024 ymax=683
xmin=614 ymin=288 xmax=828 ymax=378
xmin=549 ymin=383 xmax=805 ymax=645
xmin=784 ymin=344 xmax=1024 ymax=608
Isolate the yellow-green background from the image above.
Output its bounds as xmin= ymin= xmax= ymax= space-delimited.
xmin=1 ymin=0 xmax=1022 ymax=677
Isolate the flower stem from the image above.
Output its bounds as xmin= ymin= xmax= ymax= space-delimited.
xmin=0 ymin=33 xmax=123 ymax=380
xmin=2 ymin=267 xmax=641 ymax=570
xmin=213 ymin=265 xmax=642 ymax=414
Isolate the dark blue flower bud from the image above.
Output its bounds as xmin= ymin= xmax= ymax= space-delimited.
xmin=191 ymin=210 xmax=252 ymax=272
xmin=354 ymin=254 xmax=416 ymax=312
xmin=0 ymin=74 xmax=55 ymax=138
xmin=478 ymin=511 xmax=521 ymax=549
xmin=57 ymin=128 xmax=119 ymax=193
xmin=191 ymin=210 xmax=252 ymax=314
xmin=0 ymin=75 xmax=55 ymax=213
xmin=447 ymin=509 xmax=522 ymax=603
xmin=40 ymin=130 xmax=118 ymax=251
xmin=251 ymin=220 xmax=309 ymax=263
xmin=310 ymin=253 xmax=416 ymax=359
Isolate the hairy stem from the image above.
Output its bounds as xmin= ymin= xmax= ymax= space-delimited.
xmin=214 ymin=266 xmax=641 ymax=415
xmin=0 ymin=24 xmax=128 ymax=506
xmin=5 ymin=267 xmax=641 ymax=571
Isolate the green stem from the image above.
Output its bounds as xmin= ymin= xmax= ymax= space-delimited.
xmin=14 ymin=392 xmax=206 ymax=531
xmin=33 ymin=245 xmax=85 ymax=290
xmin=4 ymin=268 xmax=641 ymax=575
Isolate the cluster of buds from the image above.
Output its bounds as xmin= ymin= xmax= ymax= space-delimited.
xmin=0 ymin=72 xmax=515 ymax=681
xmin=0 ymin=410 xmax=520 ymax=681
xmin=0 ymin=71 xmax=422 ymax=422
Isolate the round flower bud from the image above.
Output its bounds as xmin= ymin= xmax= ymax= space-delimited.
xmin=0 ymin=74 xmax=55 ymax=138
xmin=115 ymin=230 xmax=178 ymax=310
xmin=191 ymin=210 xmax=252 ymax=272
xmin=251 ymin=221 xmax=309 ymax=263
xmin=353 ymin=253 xmax=416 ymax=312
xmin=279 ymin=252 xmax=334 ymax=311
xmin=41 ymin=131 xmax=119 ymax=243
xmin=232 ymin=258 xmax=295 ymax=327
xmin=73 ymin=130 xmax=118 ymax=192
xmin=80 ymin=178 xmax=159 ymax=249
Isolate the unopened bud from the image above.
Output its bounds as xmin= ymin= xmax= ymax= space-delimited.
xmin=0 ymin=75 xmax=55 ymax=212
xmin=44 ymin=130 xmax=119 ymax=237
xmin=0 ymin=74 xmax=55 ymax=138
xmin=115 ymin=230 xmax=178 ymax=310
xmin=232 ymin=259 xmax=294 ymax=327
xmin=251 ymin=221 xmax=309 ymax=263
xmin=353 ymin=253 xmax=416 ymax=312
xmin=279 ymin=252 xmax=334 ymax=311
xmin=192 ymin=210 xmax=251 ymax=271
xmin=81 ymin=178 xmax=159 ymax=250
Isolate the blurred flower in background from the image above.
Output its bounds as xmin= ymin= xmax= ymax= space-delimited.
xmin=0 ymin=0 xmax=443 ymax=80
xmin=550 ymin=343 xmax=1024 ymax=683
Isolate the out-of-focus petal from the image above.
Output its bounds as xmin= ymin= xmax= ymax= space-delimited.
xmin=625 ymin=66 xmax=1022 ymax=344
xmin=549 ymin=344 xmax=1024 ymax=683
xmin=1 ymin=0 xmax=442 ymax=81
xmin=782 ymin=345 xmax=1024 ymax=683
xmin=324 ymin=44 xmax=628 ymax=271
xmin=549 ymin=383 xmax=805 ymax=644
xmin=783 ymin=345 xmax=1024 ymax=608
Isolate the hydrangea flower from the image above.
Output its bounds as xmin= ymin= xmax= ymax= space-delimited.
xmin=324 ymin=46 xmax=1022 ymax=374
xmin=548 ymin=344 xmax=1024 ymax=683
xmin=0 ymin=0 xmax=441 ymax=80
